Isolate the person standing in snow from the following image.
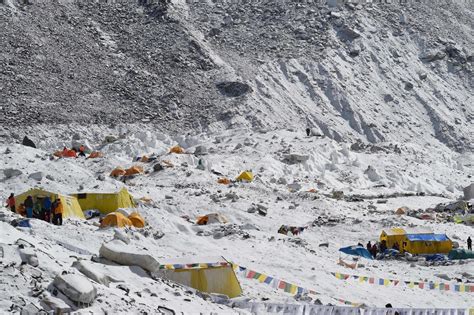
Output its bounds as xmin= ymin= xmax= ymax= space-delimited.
xmin=78 ymin=145 xmax=86 ymax=157
xmin=306 ymin=128 xmax=311 ymax=137
xmin=43 ymin=196 xmax=52 ymax=223
xmin=366 ymin=241 xmax=372 ymax=252
xmin=53 ymin=198 xmax=63 ymax=226
xmin=6 ymin=193 xmax=15 ymax=213
xmin=371 ymin=243 xmax=378 ymax=258
xmin=24 ymin=196 xmax=34 ymax=218
xmin=33 ymin=198 xmax=42 ymax=219
xmin=468 ymin=237 xmax=472 ymax=251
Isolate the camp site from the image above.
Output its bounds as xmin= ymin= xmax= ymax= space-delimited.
xmin=1 ymin=130 xmax=472 ymax=314
xmin=1 ymin=1 xmax=473 ymax=310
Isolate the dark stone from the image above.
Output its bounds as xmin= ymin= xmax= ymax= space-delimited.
xmin=22 ymin=136 xmax=36 ymax=148
xmin=216 ymin=82 xmax=251 ymax=97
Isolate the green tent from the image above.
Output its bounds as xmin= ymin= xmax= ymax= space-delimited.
xmin=448 ymin=249 xmax=474 ymax=260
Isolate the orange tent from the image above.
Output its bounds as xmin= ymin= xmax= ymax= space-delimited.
xmin=217 ymin=178 xmax=231 ymax=185
xmin=125 ymin=165 xmax=144 ymax=176
xmin=100 ymin=212 xmax=132 ymax=228
xmin=128 ymin=212 xmax=145 ymax=228
xmin=53 ymin=151 xmax=63 ymax=158
xmin=169 ymin=146 xmax=185 ymax=154
xmin=87 ymin=151 xmax=104 ymax=159
xmin=110 ymin=167 xmax=126 ymax=177
xmin=63 ymin=150 xmax=77 ymax=158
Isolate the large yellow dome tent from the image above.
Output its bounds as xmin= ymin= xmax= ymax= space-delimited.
xmin=15 ymin=188 xmax=85 ymax=220
xmin=72 ymin=187 xmax=136 ymax=214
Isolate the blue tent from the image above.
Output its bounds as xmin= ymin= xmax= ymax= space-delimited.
xmin=339 ymin=246 xmax=373 ymax=260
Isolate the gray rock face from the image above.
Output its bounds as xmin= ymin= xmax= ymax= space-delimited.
xmin=53 ymin=274 xmax=97 ymax=304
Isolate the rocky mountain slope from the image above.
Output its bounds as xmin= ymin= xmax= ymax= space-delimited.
xmin=1 ymin=0 xmax=472 ymax=152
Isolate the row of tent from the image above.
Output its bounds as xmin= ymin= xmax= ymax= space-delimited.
xmin=14 ymin=187 xmax=136 ymax=220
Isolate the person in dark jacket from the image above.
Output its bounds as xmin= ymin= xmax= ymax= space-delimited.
xmin=24 ymin=196 xmax=34 ymax=218
xmin=366 ymin=241 xmax=372 ymax=252
xmin=468 ymin=237 xmax=472 ymax=251
xmin=43 ymin=196 xmax=52 ymax=223
xmin=305 ymin=128 xmax=311 ymax=137
xmin=371 ymin=243 xmax=378 ymax=258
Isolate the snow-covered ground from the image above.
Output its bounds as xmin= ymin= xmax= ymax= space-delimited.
xmin=0 ymin=127 xmax=472 ymax=313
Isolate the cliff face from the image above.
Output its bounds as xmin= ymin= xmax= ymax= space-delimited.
xmin=1 ymin=0 xmax=472 ymax=151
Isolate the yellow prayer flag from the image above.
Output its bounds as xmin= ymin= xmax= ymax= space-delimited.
xmin=290 ymin=284 xmax=297 ymax=294
xmin=258 ymin=274 xmax=267 ymax=283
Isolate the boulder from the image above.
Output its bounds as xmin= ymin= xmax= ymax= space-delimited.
xmin=99 ymin=240 xmax=160 ymax=273
xmin=463 ymin=183 xmax=474 ymax=200
xmin=4 ymin=168 xmax=23 ymax=179
xmin=18 ymin=248 xmax=38 ymax=267
xmin=337 ymin=25 xmax=361 ymax=41
xmin=383 ymin=94 xmax=394 ymax=102
xmin=153 ymin=163 xmax=164 ymax=172
xmin=104 ymin=135 xmax=118 ymax=143
xmin=72 ymin=260 xmax=111 ymax=287
xmin=71 ymin=139 xmax=92 ymax=152
xmin=22 ymin=136 xmax=36 ymax=148
xmin=420 ymin=51 xmax=446 ymax=62
xmin=194 ymin=145 xmax=208 ymax=156
xmin=216 ymin=81 xmax=252 ymax=97
xmin=28 ymin=172 xmax=43 ymax=181
xmin=114 ymin=229 xmax=131 ymax=244
xmin=282 ymin=154 xmax=310 ymax=165
xmin=53 ymin=274 xmax=97 ymax=304
xmin=364 ymin=166 xmax=382 ymax=181
xmin=40 ymin=295 xmax=70 ymax=313
xmin=287 ymin=183 xmax=302 ymax=192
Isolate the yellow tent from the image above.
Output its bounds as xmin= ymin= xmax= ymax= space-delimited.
xmin=15 ymin=188 xmax=85 ymax=220
xmin=156 ymin=257 xmax=242 ymax=298
xmin=380 ymin=228 xmax=452 ymax=255
xmin=72 ymin=187 xmax=136 ymax=214
xmin=128 ymin=212 xmax=145 ymax=228
xmin=169 ymin=146 xmax=185 ymax=154
xmin=100 ymin=212 xmax=132 ymax=228
xmin=236 ymin=171 xmax=253 ymax=182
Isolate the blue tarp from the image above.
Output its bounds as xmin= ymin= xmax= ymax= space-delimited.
xmin=339 ymin=246 xmax=373 ymax=260
xmin=425 ymin=254 xmax=446 ymax=261
xmin=405 ymin=234 xmax=449 ymax=242
xmin=17 ymin=219 xmax=31 ymax=228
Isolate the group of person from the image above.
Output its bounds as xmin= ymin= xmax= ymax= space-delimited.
xmin=6 ymin=193 xmax=64 ymax=225
xmin=360 ymin=240 xmax=392 ymax=259
xmin=61 ymin=145 xmax=86 ymax=158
